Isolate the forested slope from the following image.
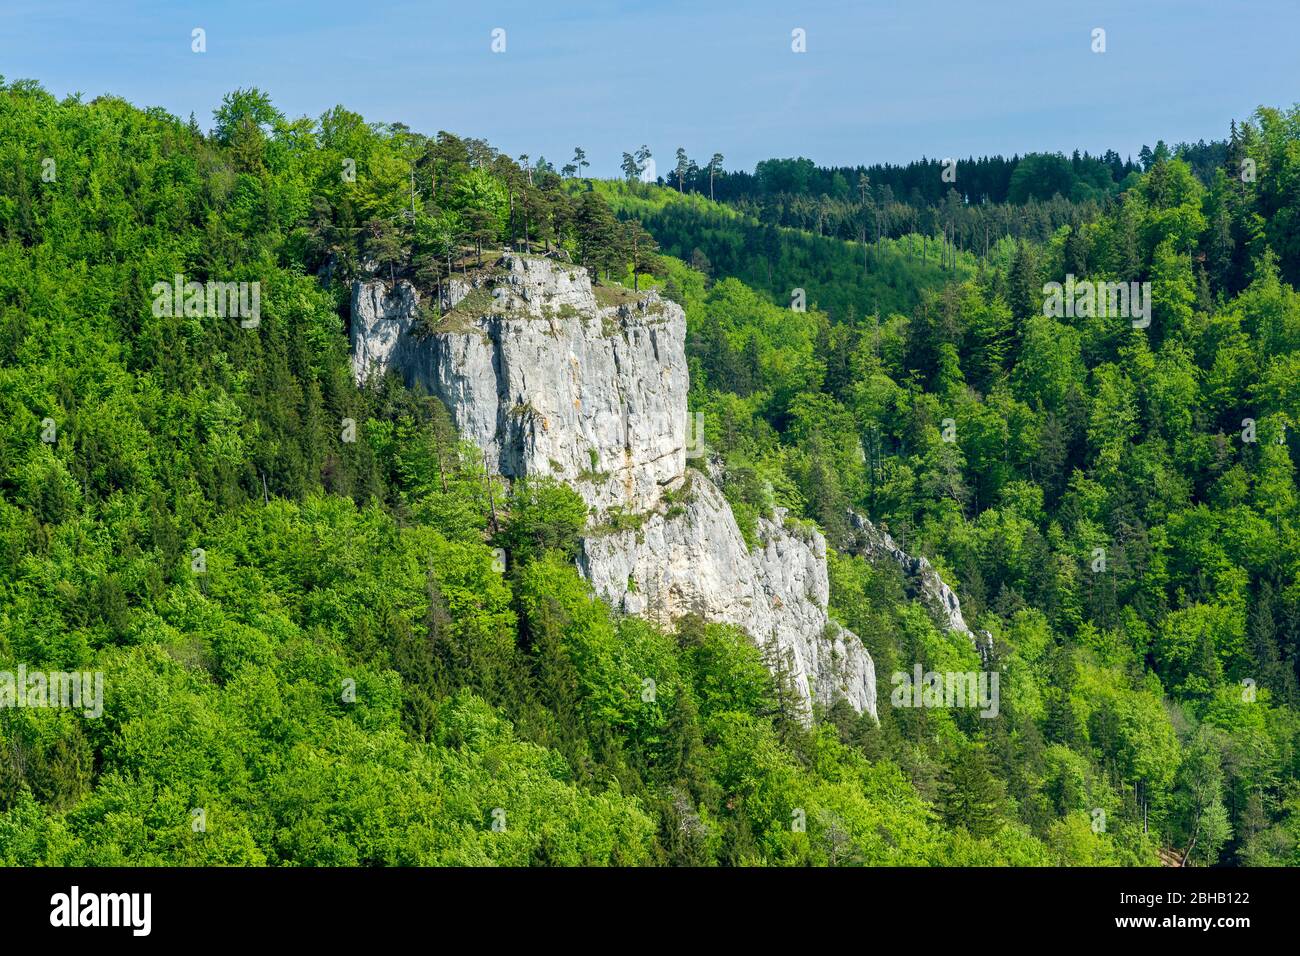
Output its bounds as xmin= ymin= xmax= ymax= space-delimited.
xmin=0 ymin=79 xmax=1297 ymax=866
xmin=635 ymin=107 xmax=1300 ymax=867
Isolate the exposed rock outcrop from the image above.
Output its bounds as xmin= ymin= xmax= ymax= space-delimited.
xmin=845 ymin=510 xmax=993 ymax=658
xmin=350 ymin=254 xmax=877 ymax=720
xmin=580 ymin=477 xmax=876 ymax=715
xmin=351 ymin=254 xmax=686 ymax=515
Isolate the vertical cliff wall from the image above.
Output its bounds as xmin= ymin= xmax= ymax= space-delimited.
xmin=351 ymin=254 xmax=686 ymax=515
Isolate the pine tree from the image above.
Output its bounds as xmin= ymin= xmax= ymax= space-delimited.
xmin=1063 ymin=222 xmax=1089 ymax=276
xmin=624 ymin=219 xmax=658 ymax=291
xmin=762 ymin=637 xmax=810 ymax=750
xmin=1007 ymin=240 xmax=1040 ymax=321
xmin=574 ymin=192 xmax=621 ymax=279
xmin=1044 ymin=648 xmax=1083 ymax=747
xmin=707 ymin=153 xmax=724 ymax=201
xmin=674 ymin=148 xmax=690 ymax=192
xmin=386 ymin=598 xmax=438 ymax=741
xmin=939 ymin=741 xmax=1006 ymax=839
xmin=362 ymin=218 xmax=410 ymax=283
xmin=1249 ymin=581 xmax=1282 ymax=695
xmin=806 ymin=445 xmax=851 ymax=547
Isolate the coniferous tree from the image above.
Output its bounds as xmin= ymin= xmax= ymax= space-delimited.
xmin=940 ymin=742 xmax=1007 ymax=839
xmin=707 ymin=153 xmax=724 ymax=202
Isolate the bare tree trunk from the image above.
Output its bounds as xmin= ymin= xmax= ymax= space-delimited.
xmin=484 ymin=451 xmax=498 ymax=534
xmin=435 ymin=434 xmax=448 ymax=494
xmin=1181 ymin=808 xmax=1202 ymax=866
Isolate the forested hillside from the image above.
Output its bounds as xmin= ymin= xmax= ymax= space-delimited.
xmin=0 ymin=77 xmax=1298 ymax=866
xmin=636 ymin=106 xmax=1300 ymax=866
xmin=650 ymin=138 xmax=1234 ymax=265
xmin=596 ymin=180 xmax=977 ymax=323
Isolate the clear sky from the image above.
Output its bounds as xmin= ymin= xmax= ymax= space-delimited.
xmin=3 ymin=0 xmax=1296 ymax=176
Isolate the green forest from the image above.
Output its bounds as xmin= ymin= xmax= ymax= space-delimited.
xmin=1 ymin=77 xmax=1299 ymax=866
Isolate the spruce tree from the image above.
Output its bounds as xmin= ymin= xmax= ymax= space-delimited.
xmin=939 ymin=742 xmax=1006 ymax=839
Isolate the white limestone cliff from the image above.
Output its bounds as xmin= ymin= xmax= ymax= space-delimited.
xmin=351 ymin=254 xmax=685 ymax=515
xmin=579 ymin=476 xmax=877 ymax=715
xmin=350 ymin=253 xmax=878 ymax=720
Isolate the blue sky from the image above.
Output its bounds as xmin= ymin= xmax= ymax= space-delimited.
xmin=3 ymin=0 xmax=1296 ymax=176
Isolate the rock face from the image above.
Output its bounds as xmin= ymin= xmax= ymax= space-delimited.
xmin=351 ymin=254 xmax=686 ymax=515
xmin=845 ymin=510 xmax=992 ymax=658
xmin=579 ymin=478 xmax=876 ymax=715
xmin=350 ymin=254 xmax=877 ymax=720
xmin=351 ymin=280 xmax=421 ymax=386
